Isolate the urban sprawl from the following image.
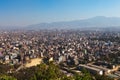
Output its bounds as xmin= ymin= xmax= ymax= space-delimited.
xmin=0 ymin=30 xmax=120 ymax=79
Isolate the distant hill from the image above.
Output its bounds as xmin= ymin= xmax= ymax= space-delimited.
xmin=1 ymin=16 xmax=120 ymax=30
xmin=26 ymin=16 xmax=120 ymax=30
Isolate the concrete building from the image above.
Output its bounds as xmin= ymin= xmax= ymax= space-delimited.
xmin=78 ymin=64 xmax=103 ymax=75
xmin=88 ymin=64 xmax=111 ymax=74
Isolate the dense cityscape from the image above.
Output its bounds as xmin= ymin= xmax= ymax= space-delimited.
xmin=0 ymin=30 xmax=120 ymax=80
xmin=1 ymin=0 xmax=120 ymax=80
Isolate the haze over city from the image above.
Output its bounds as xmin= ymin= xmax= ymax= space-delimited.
xmin=1 ymin=0 xmax=120 ymax=80
xmin=0 ymin=0 xmax=120 ymax=27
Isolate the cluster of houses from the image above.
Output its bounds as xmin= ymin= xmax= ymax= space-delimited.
xmin=0 ymin=30 xmax=120 ymax=79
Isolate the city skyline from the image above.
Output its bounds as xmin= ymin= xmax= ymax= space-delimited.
xmin=0 ymin=0 xmax=120 ymax=26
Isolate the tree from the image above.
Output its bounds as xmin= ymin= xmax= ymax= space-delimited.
xmin=74 ymin=73 xmax=82 ymax=80
xmin=0 ymin=75 xmax=17 ymax=80
xmin=81 ymin=68 xmax=94 ymax=80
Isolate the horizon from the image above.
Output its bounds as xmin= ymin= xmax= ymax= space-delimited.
xmin=1 ymin=16 xmax=120 ymax=27
xmin=0 ymin=0 xmax=120 ymax=26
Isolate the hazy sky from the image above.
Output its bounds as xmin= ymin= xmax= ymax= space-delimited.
xmin=0 ymin=0 xmax=120 ymax=26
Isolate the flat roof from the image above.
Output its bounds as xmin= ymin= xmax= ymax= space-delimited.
xmin=88 ymin=64 xmax=110 ymax=71
xmin=79 ymin=64 xmax=103 ymax=72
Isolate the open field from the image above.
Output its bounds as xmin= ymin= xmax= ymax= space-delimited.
xmin=25 ymin=58 xmax=42 ymax=68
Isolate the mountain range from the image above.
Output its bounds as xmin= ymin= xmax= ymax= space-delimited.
xmin=26 ymin=16 xmax=120 ymax=30
xmin=1 ymin=16 xmax=120 ymax=30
